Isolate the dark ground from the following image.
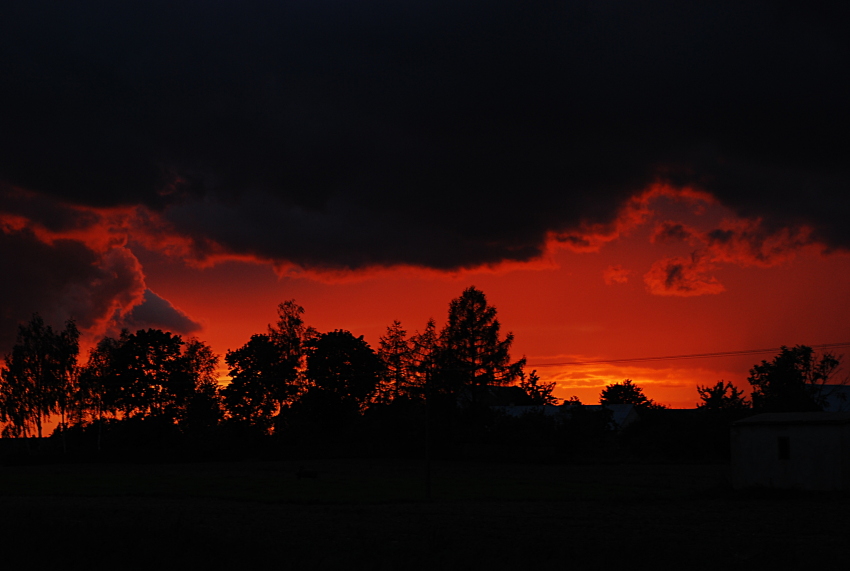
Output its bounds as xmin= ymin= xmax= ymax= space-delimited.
xmin=0 ymin=460 xmax=846 ymax=570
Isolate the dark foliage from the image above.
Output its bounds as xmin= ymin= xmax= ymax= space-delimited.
xmin=0 ymin=315 xmax=78 ymax=438
xmin=376 ymin=321 xmax=421 ymax=403
xmin=599 ymin=379 xmax=665 ymax=410
xmin=305 ymin=330 xmax=382 ymax=411
xmin=518 ymin=368 xmax=558 ymax=405
xmin=433 ymin=287 xmax=523 ymax=405
xmin=222 ymin=334 xmax=289 ymax=435
xmin=222 ymin=300 xmax=313 ymax=434
xmin=696 ymin=380 xmax=750 ymax=411
xmin=748 ymin=345 xmax=841 ymax=412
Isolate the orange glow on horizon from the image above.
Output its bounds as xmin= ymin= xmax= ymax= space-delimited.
xmin=535 ymin=359 xmax=757 ymax=409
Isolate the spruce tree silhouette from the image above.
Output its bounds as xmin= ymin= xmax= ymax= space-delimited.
xmin=434 ymin=287 xmax=522 ymax=407
xmin=377 ymin=320 xmax=415 ymax=403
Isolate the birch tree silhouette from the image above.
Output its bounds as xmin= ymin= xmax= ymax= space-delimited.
xmin=0 ymin=315 xmax=78 ymax=438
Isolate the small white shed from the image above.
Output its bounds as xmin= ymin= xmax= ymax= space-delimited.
xmin=731 ymin=412 xmax=850 ymax=491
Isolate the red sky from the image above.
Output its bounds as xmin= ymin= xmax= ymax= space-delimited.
xmin=133 ymin=191 xmax=850 ymax=409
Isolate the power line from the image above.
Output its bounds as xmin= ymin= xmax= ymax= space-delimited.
xmin=530 ymin=342 xmax=850 ymax=368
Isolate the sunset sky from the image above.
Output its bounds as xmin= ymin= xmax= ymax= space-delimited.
xmin=2 ymin=1 xmax=849 ymax=407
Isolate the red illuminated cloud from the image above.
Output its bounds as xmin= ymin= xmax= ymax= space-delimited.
xmin=650 ymin=221 xmax=699 ymax=245
xmin=644 ymin=253 xmax=725 ymax=297
xmin=643 ymin=216 xmax=818 ymax=297
xmin=705 ymin=219 xmax=815 ymax=268
xmin=550 ymin=190 xmax=655 ymax=254
xmin=603 ymin=265 xmax=631 ymax=285
xmin=0 ymin=188 xmax=202 ymax=351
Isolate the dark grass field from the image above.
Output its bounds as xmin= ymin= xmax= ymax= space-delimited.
xmin=0 ymin=459 xmax=847 ymax=570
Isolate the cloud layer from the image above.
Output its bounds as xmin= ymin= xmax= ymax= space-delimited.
xmin=3 ymin=2 xmax=848 ymax=262
xmin=1 ymin=2 xmax=848 ymax=339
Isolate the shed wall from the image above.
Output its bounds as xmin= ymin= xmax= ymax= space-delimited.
xmin=731 ymin=424 xmax=850 ymax=490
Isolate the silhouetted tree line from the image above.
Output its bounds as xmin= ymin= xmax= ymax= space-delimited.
xmin=0 ymin=288 xmax=563 ymax=460
xmin=596 ymin=344 xmax=843 ymax=415
xmin=0 ymin=287 xmax=844 ymax=463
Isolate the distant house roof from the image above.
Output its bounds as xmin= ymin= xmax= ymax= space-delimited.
xmin=493 ymin=403 xmax=639 ymax=429
xmin=493 ymin=405 xmax=562 ymax=417
xmin=580 ymin=404 xmax=639 ymax=429
xmin=820 ymin=384 xmax=850 ymax=412
xmin=734 ymin=412 xmax=850 ymax=426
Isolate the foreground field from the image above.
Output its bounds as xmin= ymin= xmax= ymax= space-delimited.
xmin=0 ymin=460 xmax=846 ymax=569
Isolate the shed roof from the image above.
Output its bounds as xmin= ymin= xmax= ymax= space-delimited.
xmin=733 ymin=412 xmax=850 ymax=426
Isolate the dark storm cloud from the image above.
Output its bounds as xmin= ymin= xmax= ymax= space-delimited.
xmin=0 ymin=228 xmax=146 ymax=351
xmin=1 ymin=1 xmax=849 ymax=270
xmin=0 ymin=224 xmax=203 ymax=352
xmin=120 ymin=289 xmax=202 ymax=336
